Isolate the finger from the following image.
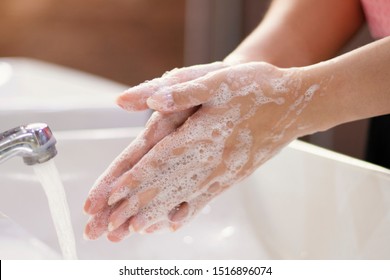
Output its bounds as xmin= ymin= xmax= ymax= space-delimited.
xmin=122 ymin=196 xmax=208 ymax=236
xmin=84 ymin=206 xmax=113 ymax=240
xmin=146 ymin=66 xmax=229 ymax=112
xmin=145 ymin=207 xmax=189 ymax=233
xmin=108 ymin=187 xmax=159 ymax=231
xmin=107 ymin=218 xmax=132 ymax=242
xmin=129 ymin=211 xmax=151 ymax=233
xmin=168 ymin=201 xmax=189 ymax=222
xmin=143 ymin=220 xmax=171 ymax=234
xmin=116 ymin=62 xmax=227 ymax=111
xmin=112 ymin=114 xmax=218 ymax=232
xmin=128 ymin=192 xmax=193 ymax=233
xmin=84 ymin=109 xmax=195 ymax=215
xmin=169 ymin=190 xmax=219 ymax=232
xmin=105 ymin=108 xmax=197 ymax=207
xmin=107 ymin=198 xmax=137 ymax=232
xmin=83 ymin=125 xmax=152 ymax=215
xmin=128 ymin=198 xmax=171 ymax=233
xmin=167 ymin=181 xmax=230 ymax=232
xmin=107 ymin=173 xmax=140 ymax=206
xmin=83 ymin=136 xmax=146 ymax=215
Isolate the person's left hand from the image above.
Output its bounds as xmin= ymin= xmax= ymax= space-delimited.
xmin=84 ymin=61 xmax=323 ymax=241
xmin=84 ymin=62 xmax=228 ymax=241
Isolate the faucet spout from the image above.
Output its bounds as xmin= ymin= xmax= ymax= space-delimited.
xmin=0 ymin=123 xmax=57 ymax=165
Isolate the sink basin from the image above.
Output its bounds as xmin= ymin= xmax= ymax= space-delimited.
xmin=1 ymin=128 xmax=389 ymax=259
xmin=0 ymin=127 xmax=268 ymax=259
xmin=0 ymin=212 xmax=60 ymax=259
xmin=1 ymin=58 xmax=389 ymax=259
xmin=244 ymin=141 xmax=390 ymax=259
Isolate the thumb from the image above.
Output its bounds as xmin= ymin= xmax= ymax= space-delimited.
xmin=146 ymin=71 xmax=221 ymax=112
xmin=117 ymin=62 xmax=227 ymax=112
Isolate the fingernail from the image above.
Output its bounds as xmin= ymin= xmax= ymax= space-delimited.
xmin=83 ymin=198 xmax=92 ymax=214
xmin=83 ymin=198 xmax=102 ymax=215
xmin=144 ymin=223 xmax=160 ymax=234
xmin=128 ymin=224 xmax=135 ymax=234
xmin=170 ymin=223 xmax=181 ymax=232
xmin=171 ymin=220 xmax=185 ymax=232
xmin=108 ymin=186 xmax=130 ymax=206
xmin=107 ymin=234 xmax=124 ymax=243
xmin=144 ymin=227 xmax=155 ymax=234
xmin=83 ymin=225 xmax=94 ymax=240
xmin=116 ymin=96 xmax=133 ymax=110
xmin=131 ymin=216 xmax=147 ymax=232
xmin=108 ymin=222 xmax=115 ymax=232
xmin=146 ymin=88 xmax=174 ymax=111
xmin=168 ymin=202 xmax=189 ymax=222
xmin=144 ymin=223 xmax=168 ymax=234
xmin=83 ymin=231 xmax=92 ymax=241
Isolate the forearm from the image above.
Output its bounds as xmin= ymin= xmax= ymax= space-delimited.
xmin=299 ymin=37 xmax=390 ymax=134
xmin=225 ymin=0 xmax=364 ymax=67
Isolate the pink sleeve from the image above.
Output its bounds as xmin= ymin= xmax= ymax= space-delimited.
xmin=361 ymin=0 xmax=390 ymax=38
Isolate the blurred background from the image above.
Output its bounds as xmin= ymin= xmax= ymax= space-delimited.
xmin=0 ymin=0 xmax=374 ymax=161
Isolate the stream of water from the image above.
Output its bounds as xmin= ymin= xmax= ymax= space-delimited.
xmin=33 ymin=159 xmax=78 ymax=260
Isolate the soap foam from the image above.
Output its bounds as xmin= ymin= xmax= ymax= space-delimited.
xmin=118 ymin=107 xmax=243 ymax=230
xmin=127 ymin=67 xmax=308 ymax=230
xmin=100 ymin=63 xmax=325 ymax=234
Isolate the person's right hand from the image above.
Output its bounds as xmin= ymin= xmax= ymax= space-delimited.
xmin=84 ymin=61 xmax=327 ymax=242
xmin=83 ymin=62 xmax=229 ymax=241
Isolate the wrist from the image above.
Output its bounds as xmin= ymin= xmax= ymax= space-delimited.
xmin=291 ymin=62 xmax=343 ymax=137
xmin=260 ymin=65 xmax=334 ymax=139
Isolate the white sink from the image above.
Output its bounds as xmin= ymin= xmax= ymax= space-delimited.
xmin=1 ymin=128 xmax=389 ymax=259
xmin=0 ymin=212 xmax=60 ymax=260
xmin=1 ymin=58 xmax=389 ymax=259
xmin=0 ymin=128 xmax=268 ymax=259
xmin=244 ymin=141 xmax=390 ymax=259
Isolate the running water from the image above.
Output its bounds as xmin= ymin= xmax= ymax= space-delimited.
xmin=33 ymin=160 xmax=78 ymax=260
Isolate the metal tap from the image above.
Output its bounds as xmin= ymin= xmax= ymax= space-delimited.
xmin=0 ymin=123 xmax=57 ymax=165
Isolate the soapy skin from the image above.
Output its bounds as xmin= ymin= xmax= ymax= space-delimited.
xmin=83 ymin=0 xmax=390 ymax=240
xmin=84 ymin=62 xmax=325 ymax=241
xmin=83 ymin=63 xmax=228 ymax=240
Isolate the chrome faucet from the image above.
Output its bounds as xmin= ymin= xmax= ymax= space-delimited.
xmin=0 ymin=123 xmax=57 ymax=165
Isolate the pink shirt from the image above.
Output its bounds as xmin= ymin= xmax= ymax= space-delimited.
xmin=361 ymin=0 xmax=390 ymax=38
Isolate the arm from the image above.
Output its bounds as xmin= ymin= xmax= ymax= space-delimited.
xmin=299 ymin=36 xmax=390 ymax=131
xmin=85 ymin=37 xmax=390 ymax=241
xmin=83 ymin=0 xmax=375 ymax=241
xmin=149 ymin=37 xmax=390 ymax=133
xmin=117 ymin=0 xmax=365 ymax=109
xmin=225 ymin=0 xmax=365 ymax=66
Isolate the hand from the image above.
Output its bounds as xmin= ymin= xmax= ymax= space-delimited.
xmin=83 ymin=62 xmax=229 ymax=241
xmin=84 ymin=61 xmax=323 ymax=241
